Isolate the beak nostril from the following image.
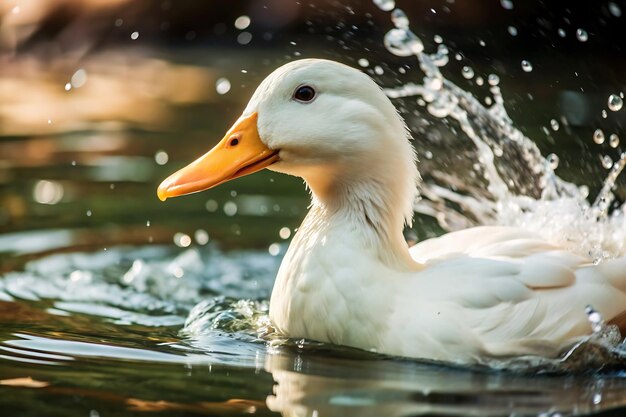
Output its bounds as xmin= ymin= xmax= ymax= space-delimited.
xmin=229 ymin=137 xmax=240 ymax=147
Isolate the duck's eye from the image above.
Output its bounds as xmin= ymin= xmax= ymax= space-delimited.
xmin=294 ymin=85 xmax=316 ymax=103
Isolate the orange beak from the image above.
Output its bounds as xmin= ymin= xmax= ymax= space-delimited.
xmin=157 ymin=112 xmax=279 ymax=201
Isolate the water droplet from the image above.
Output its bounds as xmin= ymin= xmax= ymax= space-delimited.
xmin=609 ymin=2 xmax=622 ymax=17
xmin=115 ymin=19 xmax=123 ymax=27
xmin=479 ymin=39 xmax=486 ymax=47
xmin=146 ymin=220 xmax=151 ymax=227
xmin=608 ymin=94 xmax=623 ymax=111
xmin=358 ymin=58 xmax=369 ymax=67
xmin=71 ymin=69 xmax=87 ymax=88
xmin=500 ymin=0 xmax=514 ymax=10
xmin=433 ymin=34 xmax=443 ymax=44
xmin=455 ymin=53 xmax=463 ymax=61
xmin=609 ymin=134 xmax=620 ymax=148
xmin=593 ymin=129 xmax=605 ymax=144
xmin=576 ymin=28 xmax=588 ymax=42
xmin=602 ymin=110 xmax=608 ymax=118
xmin=586 ymin=305 xmax=604 ymax=333
xmin=154 ymin=150 xmax=169 ymax=165
xmin=507 ymin=26 xmax=518 ymax=36
xmin=391 ymin=9 xmax=409 ymax=28
xmin=373 ymin=0 xmax=395 ymax=11
xmin=427 ymin=91 xmax=458 ymax=118
xmin=33 ymin=180 xmax=64 ymax=205
xmin=70 ymin=270 xmax=92 ymax=282
xmin=130 ymin=31 xmax=139 ymax=40
xmin=223 ymin=201 xmax=238 ymax=216
xmin=593 ymin=393 xmax=602 ymax=405
xmin=602 ymin=155 xmax=613 ymax=169
xmin=279 ymin=227 xmax=291 ymax=239
xmin=234 ymin=15 xmax=251 ymax=30
xmin=174 ymin=232 xmax=192 ymax=248
xmin=374 ymin=65 xmax=384 ymax=75
xmin=237 ymin=32 xmax=252 ymax=45
xmin=487 ymin=74 xmax=500 ymax=86
xmin=268 ymin=243 xmax=281 ymax=256
xmin=171 ymin=266 xmax=184 ymax=278
xmin=383 ymin=28 xmax=424 ymax=56
xmin=216 ymin=78 xmax=231 ymax=95
xmin=476 ymin=77 xmax=484 ymax=86
xmin=521 ymin=60 xmax=533 ymax=72
xmin=86 ymin=210 xmax=92 ymax=217
xmin=550 ymin=119 xmax=559 ymax=131
xmin=428 ymin=45 xmax=449 ymax=67
xmin=558 ymin=28 xmax=566 ymax=37
xmin=64 ymin=83 xmax=72 ymax=91
xmin=194 ymin=229 xmax=209 ymax=245
xmin=547 ymin=153 xmax=559 ymax=170
xmin=205 ymin=199 xmax=218 ymax=212
xmin=461 ymin=66 xmax=474 ymax=79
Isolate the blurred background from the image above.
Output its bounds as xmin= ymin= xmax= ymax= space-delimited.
xmin=1 ymin=0 xmax=625 ymax=269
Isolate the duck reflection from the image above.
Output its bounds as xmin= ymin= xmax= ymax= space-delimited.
xmin=264 ymin=350 xmax=626 ymax=417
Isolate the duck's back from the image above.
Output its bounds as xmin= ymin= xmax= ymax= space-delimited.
xmin=398 ymin=226 xmax=626 ymax=362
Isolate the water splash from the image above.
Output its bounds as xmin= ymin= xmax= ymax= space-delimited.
xmin=377 ymin=3 xmax=626 ymax=263
xmin=0 ymin=245 xmax=280 ymax=327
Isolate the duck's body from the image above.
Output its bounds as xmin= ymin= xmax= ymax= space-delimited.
xmin=159 ymin=59 xmax=626 ymax=363
xmin=273 ymin=215 xmax=626 ymax=362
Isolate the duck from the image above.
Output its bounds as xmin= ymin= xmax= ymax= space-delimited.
xmin=157 ymin=58 xmax=626 ymax=364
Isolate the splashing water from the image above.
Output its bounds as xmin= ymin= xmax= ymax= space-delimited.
xmin=0 ymin=246 xmax=279 ymax=327
xmin=376 ymin=3 xmax=626 ymax=263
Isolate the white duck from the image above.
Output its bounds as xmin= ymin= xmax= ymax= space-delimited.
xmin=158 ymin=59 xmax=626 ymax=363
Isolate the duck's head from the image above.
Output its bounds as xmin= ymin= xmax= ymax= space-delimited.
xmin=158 ymin=59 xmax=417 ymax=225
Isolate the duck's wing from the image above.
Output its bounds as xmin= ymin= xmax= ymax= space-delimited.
xmin=403 ymin=226 xmax=626 ymax=359
xmin=409 ymin=226 xmax=559 ymax=263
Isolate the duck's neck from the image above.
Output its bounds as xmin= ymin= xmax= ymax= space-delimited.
xmin=302 ymin=161 xmax=420 ymax=270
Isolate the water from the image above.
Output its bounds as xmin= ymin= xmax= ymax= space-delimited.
xmin=608 ymin=94 xmax=623 ymax=112
xmin=2 ymin=1 xmax=626 ymax=416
